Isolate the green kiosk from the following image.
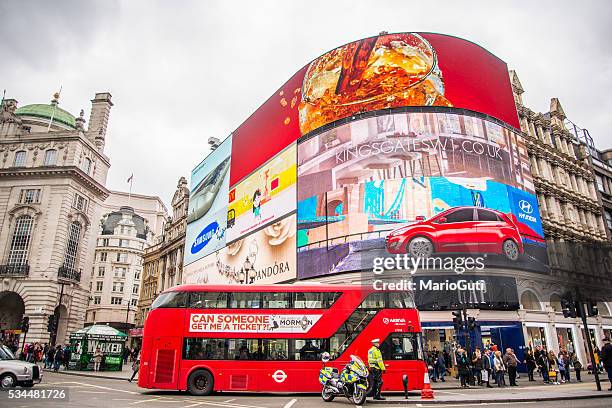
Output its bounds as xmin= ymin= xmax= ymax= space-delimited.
xmin=68 ymin=325 xmax=127 ymax=371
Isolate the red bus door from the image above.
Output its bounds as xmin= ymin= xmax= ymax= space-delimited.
xmin=151 ymin=337 xmax=181 ymax=389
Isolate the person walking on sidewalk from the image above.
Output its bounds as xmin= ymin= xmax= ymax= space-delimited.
xmin=53 ymin=345 xmax=63 ymax=372
xmin=503 ymin=348 xmax=518 ymax=386
xmin=570 ymin=352 xmax=582 ymax=382
xmin=525 ymin=349 xmax=536 ymax=381
xmin=557 ymin=351 xmax=567 ymax=383
xmin=602 ymin=337 xmax=612 ymax=391
xmin=456 ymin=347 xmax=470 ymax=388
xmin=482 ymin=349 xmax=493 ymax=387
xmin=472 ymin=347 xmax=483 ymax=386
xmin=436 ymin=352 xmax=446 ymax=382
xmin=63 ymin=345 xmax=71 ymax=370
xmin=493 ymin=351 xmax=506 ymax=387
xmin=45 ymin=345 xmax=55 ymax=369
xmin=93 ymin=347 xmax=103 ymax=372
xmin=536 ymin=346 xmax=550 ymax=383
xmin=128 ymin=351 xmax=140 ymax=383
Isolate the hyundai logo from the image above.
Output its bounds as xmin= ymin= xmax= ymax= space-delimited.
xmin=518 ymin=200 xmax=533 ymax=214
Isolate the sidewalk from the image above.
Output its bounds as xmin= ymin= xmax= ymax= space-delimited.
xmin=372 ymin=381 xmax=612 ymax=404
xmin=43 ymin=365 xmax=134 ymax=381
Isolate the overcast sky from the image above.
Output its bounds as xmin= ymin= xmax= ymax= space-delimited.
xmin=1 ymin=0 xmax=611 ymax=211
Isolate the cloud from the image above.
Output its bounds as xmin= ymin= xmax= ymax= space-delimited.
xmin=1 ymin=0 xmax=610 ymax=211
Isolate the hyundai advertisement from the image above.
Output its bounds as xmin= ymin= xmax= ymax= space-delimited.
xmin=297 ymin=111 xmax=548 ymax=279
xmin=185 ymin=136 xmax=232 ymax=265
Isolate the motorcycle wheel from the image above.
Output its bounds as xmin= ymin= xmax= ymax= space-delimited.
xmin=352 ymin=387 xmax=367 ymax=406
xmin=321 ymin=386 xmax=335 ymax=402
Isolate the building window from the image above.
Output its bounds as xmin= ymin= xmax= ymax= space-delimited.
xmin=19 ymin=189 xmax=41 ymax=204
xmin=596 ymin=175 xmax=605 ymax=193
xmin=131 ymin=298 xmax=138 ymax=307
xmin=134 ymin=270 xmax=141 ymax=280
xmin=43 ymin=149 xmax=57 ymax=166
xmin=101 ymin=238 xmax=109 ymax=247
xmin=132 ymin=285 xmax=139 ymax=295
xmin=111 ymin=297 xmax=123 ymax=305
xmin=7 ymin=215 xmax=34 ymax=266
xmin=114 ymin=267 xmax=126 ymax=278
xmin=73 ymin=193 xmax=88 ymax=212
xmin=13 ymin=150 xmax=26 ymax=167
xmin=605 ymin=210 xmax=612 ymax=231
xmin=119 ymin=239 xmax=127 ymax=247
xmin=116 ymin=252 xmax=127 ymax=262
xmin=96 ymin=281 xmax=103 ymax=291
xmin=63 ymin=221 xmax=82 ymax=271
xmin=98 ymin=267 xmax=105 ymax=277
xmin=82 ymin=157 xmax=92 ymax=174
xmin=93 ymin=296 xmax=101 ymax=305
xmin=100 ymin=252 xmax=107 ymax=262
xmin=113 ymin=282 xmax=124 ymax=292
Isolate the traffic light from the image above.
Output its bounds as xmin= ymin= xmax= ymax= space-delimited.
xmin=452 ymin=310 xmax=463 ymax=331
xmin=587 ymin=302 xmax=599 ymax=317
xmin=47 ymin=315 xmax=56 ymax=333
xmin=467 ymin=317 xmax=477 ymax=331
xmin=561 ymin=298 xmax=577 ymax=318
xmin=20 ymin=316 xmax=29 ymax=333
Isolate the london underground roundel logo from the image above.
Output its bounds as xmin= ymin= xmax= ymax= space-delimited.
xmin=383 ymin=317 xmax=390 ymax=324
xmin=272 ymin=370 xmax=287 ymax=383
xmin=518 ymin=200 xmax=533 ymax=214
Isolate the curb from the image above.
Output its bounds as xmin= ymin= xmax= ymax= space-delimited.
xmin=43 ymin=369 xmax=131 ymax=382
xmin=370 ymin=393 xmax=612 ymax=404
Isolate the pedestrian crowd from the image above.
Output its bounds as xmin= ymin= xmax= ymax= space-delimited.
xmin=424 ymin=336 xmax=612 ymax=390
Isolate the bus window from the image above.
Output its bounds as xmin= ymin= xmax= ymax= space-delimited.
xmin=388 ymin=292 xmax=415 ymax=308
xmin=229 ymin=293 xmax=261 ymax=308
xmin=184 ymin=338 xmax=227 ymax=360
xmin=293 ymin=339 xmax=323 ymax=361
xmin=359 ymin=292 xmax=385 ymax=309
xmin=151 ymin=291 xmax=188 ymax=309
xmin=380 ymin=333 xmax=419 ymax=360
xmin=262 ymin=339 xmax=289 ymax=360
xmin=262 ymin=292 xmax=290 ymax=308
xmin=188 ymin=292 xmax=229 ymax=308
xmin=227 ymin=339 xmax=259 ymax=360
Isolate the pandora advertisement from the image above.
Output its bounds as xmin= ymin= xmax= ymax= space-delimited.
xmin=229 ymin=32 xmax=519 ymax=186
xmin=183 ymin=214 xmax=297 ymax=285
xmin=297 ymin=112 xmax=547 ymax=279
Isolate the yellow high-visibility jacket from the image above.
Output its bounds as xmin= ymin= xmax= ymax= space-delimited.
xmin=368 ymin=346 xmax=385 ymax=371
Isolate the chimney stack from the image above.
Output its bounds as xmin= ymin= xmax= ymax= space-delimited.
xmin=87 ymin=92 xmax=113 ymax=151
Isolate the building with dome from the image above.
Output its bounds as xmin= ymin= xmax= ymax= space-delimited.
xmin=0 ymin=92 xmax=113 ymax=347
xmin=85 ymin=192 xmax=167 ymax=337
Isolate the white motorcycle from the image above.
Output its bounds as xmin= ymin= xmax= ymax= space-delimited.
xmin=318 ymin=352 xmax=369 ymax=405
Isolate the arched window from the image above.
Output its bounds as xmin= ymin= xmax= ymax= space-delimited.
xmin=63 ymin=221 xmax=82 ymax=271
xmin=44 ymin=149 xmax=57 ymax=166
xmin=8 ymin=215 xmax=34 ymax=266
xmin=549 ymin=294 xmax=562 ymax=312
xmin=82 ymin=158 xmax=92 ymax=174
xmin=13 ymin=150 xmax=26 ymax=167
xmin=520 ymin=291 xmax=542 ymax=311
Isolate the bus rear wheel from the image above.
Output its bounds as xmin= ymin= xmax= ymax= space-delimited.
xmin=187 ymin=369 xmax=214 ymax=396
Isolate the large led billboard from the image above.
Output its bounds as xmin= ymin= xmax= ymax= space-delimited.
xmin=230 ymin=32 xmax=519 ymax=187
xmin=183 ymin=214 xmax=297 ymax=285
xmin=226 ymin=143 xmax=296 ymax=242
xmin=296 ymin=111 xmax=547 ymax=279
xmin=185 ymin=136 xmax=232 ymax=266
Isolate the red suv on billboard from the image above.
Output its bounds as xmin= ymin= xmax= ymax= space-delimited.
xmin=385 ymin=206 xmax=523 ymax=261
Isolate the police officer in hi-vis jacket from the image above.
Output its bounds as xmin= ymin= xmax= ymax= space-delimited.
xmin=368 ymin=338 xmax=386 ymax=400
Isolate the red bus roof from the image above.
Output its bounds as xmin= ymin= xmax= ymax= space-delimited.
xmin=164 ymin=283 xmax=371 ymax=293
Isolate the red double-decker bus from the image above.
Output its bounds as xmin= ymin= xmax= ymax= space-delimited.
xmin=138 ymin=284 xmax=426 ymax=395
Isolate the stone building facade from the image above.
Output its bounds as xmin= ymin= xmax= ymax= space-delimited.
xmin=135 ymin=177 xmax=189 ymax=330
xmin=85 ymin=191 xmax=167 ymax=333
xmin=590 ymin=147 xmax=612 ymax=238
xmin=0 ymin=92 xmax=113 ymax=346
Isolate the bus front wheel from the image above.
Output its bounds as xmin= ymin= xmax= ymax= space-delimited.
xmin=187 ymin=369 xmax=214 ymax=396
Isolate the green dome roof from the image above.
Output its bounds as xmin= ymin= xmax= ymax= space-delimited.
xmin=15 ymin=103 xmax=76 ymax=129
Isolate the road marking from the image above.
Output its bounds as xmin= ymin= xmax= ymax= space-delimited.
xmin=66 ymin=381 xmax=140 ymax=395
xmin=182 ymin=403 xmax=205 ymax=408
xmin=224 ymin=399 xmax=236 ymax=403
xmin=416 ymin=402 xmax=535 ymax=407
xmin=284 ymin=398 xmax=297 ymax=408
xmin=76 ymin=390 xmax=108 ymax=394
xmin=131 ymin=398 xmax=164 ymax=404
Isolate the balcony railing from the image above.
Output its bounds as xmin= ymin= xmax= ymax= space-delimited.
xmin=0 ymin=264 xmax=29 ymax=277
xmin=58 ymin=266 xmax=82 ymax=282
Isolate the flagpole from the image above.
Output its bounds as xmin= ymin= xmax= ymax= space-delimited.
xmin=46 ymin=86 xmax=62 ymax=132
xmin=128 ymin=176 xmax=133 ymax=207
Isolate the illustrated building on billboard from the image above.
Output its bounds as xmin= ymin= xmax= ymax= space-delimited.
xmin=182 ymin=32 xmax=612 ymax=368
